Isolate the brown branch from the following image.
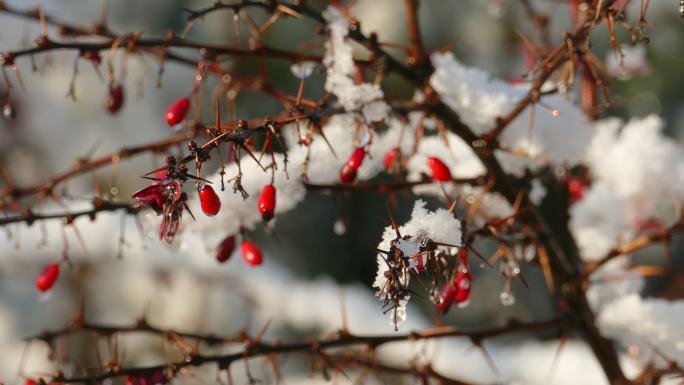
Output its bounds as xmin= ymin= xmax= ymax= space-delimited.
xmin=0 ymin=100 xmax=426 ymax=216
xmin=304 ymin=176 xmax=485 ymax=193
xmin=331 ymin=353 xmax=476 ymax=385
xmin=1 ymin=36 xmax=324 ymax=65
xmin=403 ymin=0 xmax=425 ymax=67
xmin=30 ymin=317 xmax=564 ymax=384
xmin=0 ymin=199 xmax=138 ymax=227
xmin=583 ymin=219 xmax=684 ymax=278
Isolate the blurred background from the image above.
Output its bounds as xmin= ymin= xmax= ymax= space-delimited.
xmin=1 ymin=0 xmax=684 ymax=383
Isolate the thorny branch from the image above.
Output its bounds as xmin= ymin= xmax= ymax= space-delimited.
xmin=31 ymin=316 xmax=564 ymax=384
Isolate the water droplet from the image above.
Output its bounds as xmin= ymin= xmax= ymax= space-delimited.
xmin=2 ymin=103 xmax=16 ymax=119
xmin=500 ymin=291 xmax=515 ymax=306
xmin=290 ymin=61 xmax=316 ymax=79
xmin=333 ymin=219 xmax=346 ymax=235
xmin=38 ymin=290 xmax=54 ymax=302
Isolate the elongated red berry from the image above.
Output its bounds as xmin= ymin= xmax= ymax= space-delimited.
xmin=24 ymin=379 xmax=37 ymax=385
xmin=383 ymin=147 xmax=399 ymax=171
xmin=132 ymin=184 xmax=165 ymax=213
xmin=454 ymin=269 xmax=472 ymax=304
xmin=36 ymin=263 xmax=60 ymax=292
xmin=567 ymin=175 xmax=588 ymax=203
xmin=258 ymin=184 xmax=276 ymax=222
xmin=199 ymin=184 xmax=221 ymax=216
xmin=340 ymin=147 xmax=366 ymax=183
xmin=105 ymin=83 xmax=124 ymax=114
xmin=240 ymin=240 xmax=263 ymax=266
xmin=427 ymin=156 xmax=452 ymax=182
xmin=216 ymin=235 xmax=236 ymax=263
xmin=435 ymin=284 xmax=457 ymax=314
xmin=165 ymin=97 xmax=190 ymax=126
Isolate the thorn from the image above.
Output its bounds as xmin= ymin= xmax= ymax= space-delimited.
xmin=385 ymin=203 xmax=401 ymax=238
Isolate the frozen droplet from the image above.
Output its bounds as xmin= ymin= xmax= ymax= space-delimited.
xmin=38 ymin=290 xmax=54 ymax=302
xmin=333 ymin=219 xmax=346 ymax=235
xmin=487 ymin=0 xmax=505 ymax=17
xmin=500 ymin=290 xmax=515 ymax=306
xmin=290 ymin=61 xmax=316 ymax=79
xmin=501 ymin=260 xmax=520 ymax=278
xmin=2 ymin=103 xmax=16 ymax=119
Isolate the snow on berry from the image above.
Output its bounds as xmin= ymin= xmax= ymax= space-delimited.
xmin=373 ymin=200 xmax=462 ymax=328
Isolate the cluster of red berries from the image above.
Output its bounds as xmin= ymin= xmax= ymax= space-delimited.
xmin=340 ymin=146 xmax=453 ymax=184
xmin=435 ymin=249 xmax=472 ymax=313
xmin=216 ymin=235 xmax=264 ymax=266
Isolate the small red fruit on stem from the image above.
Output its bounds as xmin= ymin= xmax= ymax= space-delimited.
xmin=340 ymin=147 xmax=366 ymax=184
xmin=427 ymin=156 xmax=452 ymax=182
xmin=435 ymin=284 xmax=457 ymax=314
xmin=199 ymin=184 xmax=221 ymax=216
xmin=258 ymin=184 xmax=277 ymax=222
xmin=105 ymin=83 xmax=124 ymax=114
xmin=216 ymin=235 xmax=236 ymax=263
xmin=35 ymin=263 xmax=60 ymax=292
xmin=453 ymin=268 xmax=472 ymax=304
xmin=240 ymin=240 xmax=263 ymax=266
xmin=383 ymin=147 xmax=399 ymax=171
xmin=567 ymin=175 xmax=588 ymax=203
xmin=165 ymin=97 xmax=191 ymax=126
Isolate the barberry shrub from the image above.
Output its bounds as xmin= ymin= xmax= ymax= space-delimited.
xmin=0 ymin=1 xmax=684 ymax=385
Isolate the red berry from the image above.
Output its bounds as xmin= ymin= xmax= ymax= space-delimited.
xmin=132 ymin=184 xmax=165 ymax=213
xmin=454 ymin=269 xmax=472 ymax=304
xmin=24 ymin=380 xmax=37 ymax=385
xmin=427 ymin=156 xmax=452 ymax=182
xmin=240 ymin=240 xmax=263 ymax=266
xmin=165 ymin=97 xmax=190 ymax=126
xmin=383 ymin=147 xmax=399 ymax=171
xmin=340 ymin=147 xmax=366 ymax=184
xmin=199 ymin=184 xmax=221 ymax=216
xmin=258 ymin=184 xmax=277 ymax=222
xmin=216 ymin=235 xmax=236 ymax=263
xmin=567 ymin=175 xmax=588 ymax=203
xmin=435 ymin=284 xmax=457 ymax=314
xmin=35 ymin=263 xmax=60 ymax=292
xmin=105 ymin=83 xmax=124 ymax=114
xmin=415 ymin=253 xmax=425 ymax=272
